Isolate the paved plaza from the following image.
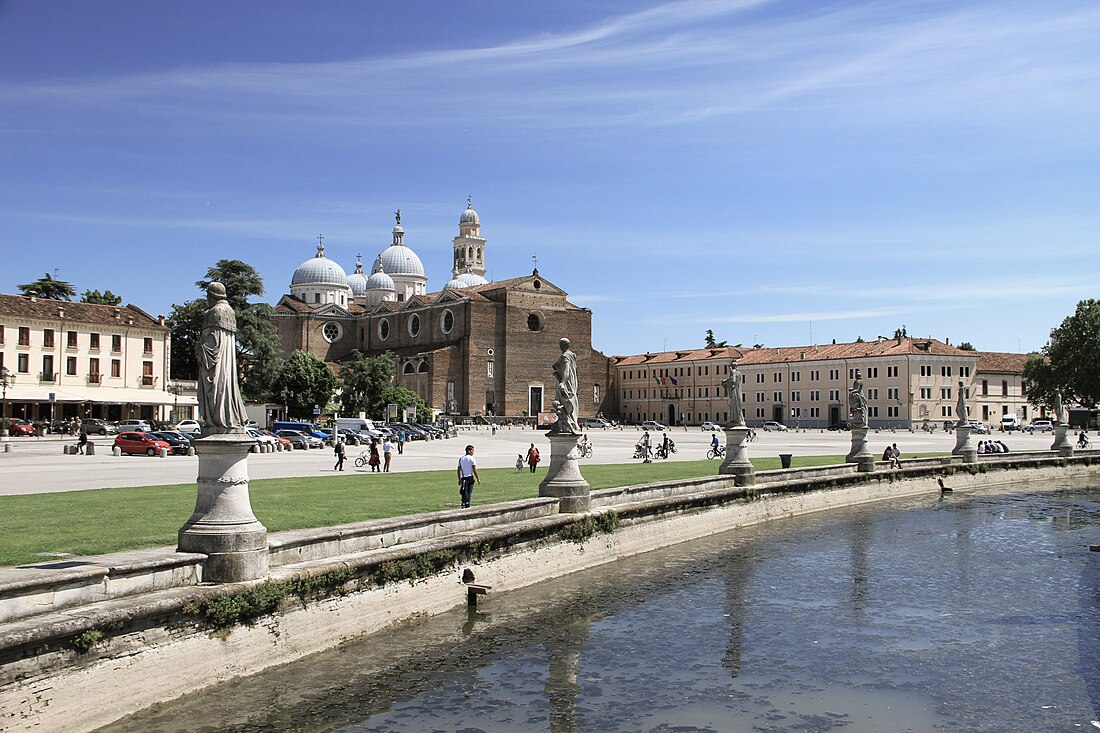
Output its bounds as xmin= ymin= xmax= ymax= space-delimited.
xmin=0 ymin=425 xmax=1056 ymax=496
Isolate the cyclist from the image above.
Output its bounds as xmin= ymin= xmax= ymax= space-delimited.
xmin=711 ymin=432 xmax=720 ymax=454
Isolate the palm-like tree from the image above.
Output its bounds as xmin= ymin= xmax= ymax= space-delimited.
xmin=17 ymin=273 xmax=76 ymax=300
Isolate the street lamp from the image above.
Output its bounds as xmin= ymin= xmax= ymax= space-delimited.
xmin=167 ymin=382 xmax=183 ymax=425
xmin=1 ymin=367 xmax=15 ymax=437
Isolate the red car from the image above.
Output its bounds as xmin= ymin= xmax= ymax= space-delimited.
xmin=6 ymin=419 xmax=35 ymax=436
xmin=113 ymin=431 xmax=171 ymax=456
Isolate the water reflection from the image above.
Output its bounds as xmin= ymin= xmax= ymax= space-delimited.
xmin=101 ymin=481 xmax=1100 ymax=733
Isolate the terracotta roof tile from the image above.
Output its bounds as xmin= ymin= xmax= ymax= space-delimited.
xmin=0 ymin=293 xmax=166 ymax=330
xmin=614 ymin=338 xmax=971 ymax=366
xmin=975 ymin=351 xmax=1031 ymax=374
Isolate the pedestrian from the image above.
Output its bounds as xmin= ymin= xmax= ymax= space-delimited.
xmin=77 ymin=426 xmax=89 ymax=455
xmin=640 ymin=430 xmax=652 ymax=462
xmin=397 ymin=430 xmax=405 ymax=455
xmin=491 ymin=423 xmax=497 ymax=436
xmin=516 ymin=453 xmax=524 ymax=472
xmin=661 ymin=432 xmax=670 ymax=459
xmin=457 ymin=444 xmax=480 ymax=508
xmin=890 ymin=443 xmax=901 ymax=468
xmin=526 ymin=443 xmax=541 ymax=473
xmin=369 ymin=438 xmax=381 ymax=472
xmin=382 ymin=436 xmax=394 ymax=472
xmin=333 ymin=436 xmax=346 ymax=471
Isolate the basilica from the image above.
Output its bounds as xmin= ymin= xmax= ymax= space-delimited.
xmin=273 ymin=202 xmax=615 ymax=419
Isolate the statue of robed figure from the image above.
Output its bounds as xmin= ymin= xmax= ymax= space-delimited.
xmin=197 ymin=282 xmax=249 ymax=433
xmin=723 ymin=359 xmax=746 ymax=428
xmin=552 ymin=338 xmax=581 ymax=434
xmin=849 ymin=369 xmax=869 ymax=429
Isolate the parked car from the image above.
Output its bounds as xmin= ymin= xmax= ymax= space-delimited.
xmin=6 ymin=419 xmax=35 ymax=436
xmin=584 ymin=417 xmax=612 ymax=429
xmin=943 ymin=420 xmax=957 ymax=431
xmin=275 ymin=429 xmax=322 ymax=449
xmin=1000 ymin=414 xmax=1022 ymax=432
xmin=640 ymin=421 xmax=668 ymax=432
xmin=968 ymin=421 xmax=990 ymax=434
xmin=335 ymin=428 xmax=365 ymax=445
xmin=761 ymin=421 xmax=788 ymax=432
xmin=247 ymin=428 xmax=278 ymax=448
xmin=827 ymin=422 xmax=850 ymax=431
xmin=174 ymin=420 xmax=202 ymax=435
xmin=414 ymin=423 xmax=444 ymax=438
xmin=81 ymin=418 xmax=118 ymax=436
xmin=700 ymin=421 xmax=722 ymax=432
xmin=1024 ymin=419 xmax=1054 ymax=433
xmin=262 ymin=429 xmax=292 ymax=450
xmin=117 ymin=419 xmax=152 ymax=432
xmin=150 ymin=431 xmax=193 ymax=455
xmin=114 ymin=431 xmax=171 ymax=456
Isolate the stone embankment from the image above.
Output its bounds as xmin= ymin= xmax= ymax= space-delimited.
xmin=0 ymin=451 xmax=1096 ymax=732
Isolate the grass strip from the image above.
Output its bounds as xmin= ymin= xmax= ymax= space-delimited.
xmin=0 ymin=453 xmax=940 ymax=567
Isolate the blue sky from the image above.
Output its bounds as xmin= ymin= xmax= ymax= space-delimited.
xmin=2 ymin=0 xmax=1098 ymax=357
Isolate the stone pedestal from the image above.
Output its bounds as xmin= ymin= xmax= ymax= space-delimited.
xmin=539 ymin=432 xmax=591 ymax=514
xmin=846 ymin=427 xmax=874 ymax=463
xmin=952 ymin=424 xmax=977 ymax=463
xmin=178 ymin=431 xmax=268 ymax=583
xmin=719 ymin=426 xmax=754 ymax=486
xmin=1051 ymin=425 xmax=1074 ymax=456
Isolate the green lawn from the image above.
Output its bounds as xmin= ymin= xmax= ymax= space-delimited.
xmin=0 ymin=453 xmax=919 ymax=568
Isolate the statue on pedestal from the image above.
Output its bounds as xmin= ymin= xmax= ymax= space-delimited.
xmin=1053 ymin=392 xmax=1064 ymax=424
xmin=552 ymin=338 xmax=580 ymax=435
xmin=723 ymin=359 xmax=745 ymax=428
xmin=955 ymin=379 xmax=967 ymax=425
xmin=197 ymin=282 xmax=248 ymax=433
xmin=849 ymin=370 xmax=868 ymax=429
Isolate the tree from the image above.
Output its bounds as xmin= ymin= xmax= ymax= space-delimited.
xmin=337 ymin=351 xmax=396 ymax=417
xmin=17 ymin=273 xmax=75 ymax=300
xmin=80 ymin=289 xmax=123 ymax=306
xmin=957 ymin=342 xmax=976 ymax=351
xmin=1023 ymin=299 xmax=1100 ymax=408
xmin=271 ymin=351 xmax=337 ymax=419
xmin=168 ymin=260 xmax=281 ymax=400
xmin=893 ymin=326 xmax=908 ymax=339
xmin=380 ymin=385 xmax=428 ymax=422
xmin=704 ymin=329 xmax=728 ymax=348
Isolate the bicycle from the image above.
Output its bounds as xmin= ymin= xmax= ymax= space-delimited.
xmin=706 ymin=445 xmax=726 ymax=460
xmin=1078 ymin=434 xmax=1091 ymax=449
xmin=580 ymin=443 xmax=593 ymax=459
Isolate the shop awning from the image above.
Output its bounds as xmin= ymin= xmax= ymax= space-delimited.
xmin=5 ymin=384 xmax=197 ymax=406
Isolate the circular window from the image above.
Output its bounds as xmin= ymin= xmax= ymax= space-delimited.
xmin=322 ymin=321 xmax=343 ymax=343
xmin=441 ymin=309 xmax=454 ymax=334
xmin=487 ymin=348 xmax=495 ymax=356
xmin=527 ymin=313 xmax=542 ymax=332
xmin=533 ymin=280 xmax=541 ymax=290
xmin=408 ymin=314 xmax=421 ymax=337
xmin=377 ymin=319 xmax=390 ymax=341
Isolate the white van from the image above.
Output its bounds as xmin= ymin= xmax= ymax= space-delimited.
xmin=334 ymin=417 xmax=381 ymax=437
xmin=1000 ymin=414 xmax=1021 ymax=431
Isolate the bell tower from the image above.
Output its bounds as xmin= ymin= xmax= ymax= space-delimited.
xmin=452 ymin=197 xmax=486 ymax=278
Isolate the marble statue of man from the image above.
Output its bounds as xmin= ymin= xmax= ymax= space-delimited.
xmin=723 ymin=359 xmax=746 ymax=427
xmin=849 ymin=369 xmax=869 ymax=428
xmin=1053 ymin=392 xmax=1063 ymax=424
xmin=197 ymin=282 xmax=249 ymax=433
xmin=955 ymin=380 xmax=967 ymax=426
xmin=552 ymin=338 xmax=580 ymax=434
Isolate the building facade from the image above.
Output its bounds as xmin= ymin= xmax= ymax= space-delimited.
xmin=273 ymin=204 xmax=615 ymax=419
xmin=0 ymin=294 xmax=195 ymax=424
xmin=614 ymin=337 xmax=1043 ymax=429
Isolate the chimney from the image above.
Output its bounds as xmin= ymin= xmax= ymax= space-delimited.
xmin=58 ymin=306 xmax=65 ymax=319
xmin=158 ymin=315 xmax=165 ymax=326
xmin=897 ymin=333 xmax=903 ymax=345
xmin=26 ymin=291 xmax=37 ymax=302
xmin=113 ymin=308 xmax=121 ymax=320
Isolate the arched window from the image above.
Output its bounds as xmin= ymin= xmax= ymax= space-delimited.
xmin=476 ymin=247 xmax=482 ymax=261
xmin=403 ymin=362 xmax=415 ymax=375
xmin=418 ymin=361 xmax=429 ymax=374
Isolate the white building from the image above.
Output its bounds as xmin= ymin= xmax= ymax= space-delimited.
xmin=0 ymin=293 xmax=195 ymax=425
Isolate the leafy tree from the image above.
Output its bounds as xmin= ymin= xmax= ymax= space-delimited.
xmin=380 ymin=385 xmax=428 ymax=422
xmin=337 ymin=351 xmax=396 ymax=416
xmin=271 ymin=351 xmax=337 ymax=419
xmin=80 ymin=289 xmax=123 ymax=306
xmin=17 ymin=273 xmax=75 ymax=300
xmin=704 ymin=329 xmax=728 ymax=348
xmin=956 ymin=342 xmax=976 ymax=351
xmin=1023 ymin=299 xmax=1100 ymax=408
xmin=168 ymin=260 xmax=280 ymax=400
xmin=893 ymin=326 xmax=908 ymax=339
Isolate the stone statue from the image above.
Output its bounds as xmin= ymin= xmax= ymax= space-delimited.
xmin=1053 ymin=392 xmax=1063 ymax=424
xmin=196 ymin=282 xmax=249 ymax=433
xmin=955 ymin=380 xmax=967 ymax=426
xmin=552 ymin=338 xmax=580 ymax=434
xmin=849 ymin=369 xmax=868 ymax=428
xmin=723 ymin=360 xmax=745 ymax=427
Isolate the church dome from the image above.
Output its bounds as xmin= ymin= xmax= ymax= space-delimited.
xmin=366 ymin=268 xmax=396 ymax=292
xmin=456 ymin=271 xmax=488 ymax=287
xmin=291 ymin=242 xmax=349 ymax=288
xmin=443 ymin=277 xmax=467 ymax=290
xmin=377 ymin=243 xmax=426 ymax=277
xmin=460 ymin=202 xmax=479 ymax=225
xmin=347 ymin=259 xmax=369 ymax=297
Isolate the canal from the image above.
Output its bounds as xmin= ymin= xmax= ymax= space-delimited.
xmin=102 ymin=481 xmax=1100 ymax=732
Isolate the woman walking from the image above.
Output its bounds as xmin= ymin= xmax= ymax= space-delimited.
xmin=526 ymin=443 xmax=541 ymax=473
xmin=368 ymin=438 xmax=381 ymax=472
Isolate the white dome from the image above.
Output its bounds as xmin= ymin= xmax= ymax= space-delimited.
xmin=456 ymin=271 xmax=488 ymax=287
xmin=347 ymin=259 xmax=369 ymax=296
xmin=460 ymin=204 xmax=479 ymax=225
xmin=443 ymin=277 xmax=467 ymax=290
xmin=291 ymin=242 xmax=349 ymax=288
xmin=366 ymin=269 xmax=396 ymax=291
xmin=377 ymin=244 xmax=426 ymax=277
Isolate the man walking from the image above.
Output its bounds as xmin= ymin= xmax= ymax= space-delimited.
xmin=457 ymin=444 xmax=480 ymax=508
xmin=382 ymin=436 xmax=394 ymax=472
xmin=333 ymin=436 xmax=346 ymax=472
